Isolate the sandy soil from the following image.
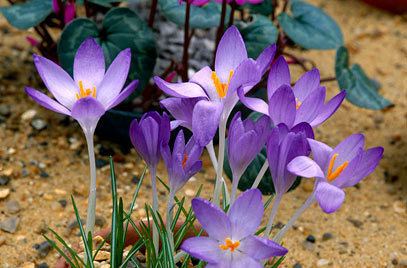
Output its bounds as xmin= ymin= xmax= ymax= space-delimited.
xmin=0 ymin=0 xmax=406 ymax=267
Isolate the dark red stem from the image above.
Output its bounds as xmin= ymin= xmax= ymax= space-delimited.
xmin=181 ymin=1 xmax=191 ymax=81
xmin=320 ymin=77 xmax=337 ymax=83
xmin=148 ymin=0 xmax=158 ymax=28
xmin=228 ymin=2 xmax=236 ymax=27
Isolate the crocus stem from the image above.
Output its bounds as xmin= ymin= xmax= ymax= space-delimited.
xmin=150 ymin=167 xmax=159 ymax=256
xmin=148 ymin=0 xmax=158 ymax=27
xmin=273 ymin=194 xmax=316 ymax=243
xmin=166 ymin=190 xmax=175 ymax=254
xmin=251 ymin=161 xmax=269 ymax=189
xmin=230 ymin=172 xmax=242 ymax=205
xmin=84 ymin=131 xmax=97 ymax=239
xmin=228 ymin=2 xmax=236 ymax=27
xmin=206 ymin=141 xmax=218 ymax=170
xmin=213 ymin=117 xmax=227 ymax=206
xmin=181 ymin=1 xmax=191 ymax=82
xmin=264 ymin=193 xmax=283 ymax=237
xmin=214 ymin=0 xmax=227 ymax=60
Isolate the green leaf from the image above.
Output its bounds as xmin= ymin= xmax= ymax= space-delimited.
xmin=88 ymin=0 xmax=126 ymax=7
xmin=0 ymin=0 xmax=53 ymax=30
xmin=335 ymin=46 xmax=392 ymax=110
xmin=278 ymin=0 xmax=343 ymax=50
xmin=246 ymin=1 xmax=273 ymax=16
xmin=237 ymin=15 xmax=278 ymax=58
xmin=159 ymin=0 xmax=229 ymax=29
xmin=58 ymin=7 xmax=157 ymax=97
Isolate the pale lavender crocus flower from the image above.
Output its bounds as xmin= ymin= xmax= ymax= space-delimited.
xmin=181 ymin=189 xmax=287 ymax=267
xmin=227 ymin=112 xmax=271 ymax=203
xmin=238 ymin=56 xmax=346 ymax=129
xmin=25 ymin=38 xmax=137 ymax=237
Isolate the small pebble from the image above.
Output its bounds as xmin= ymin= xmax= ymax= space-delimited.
xmin=0 ymin=104 xmax=10 ymax=117
xmin=185 ymin=189 xmax=195 ymax=197
xmin=21 ymin=109 xmax=37 ymax=121
xmin=293 ymin=263 xmax=302 ymax=268
xmin=316 ymin=259 xmax=330 ymax=267
xmin=131 ymin=175 xmax=140 ymax=184
xmin=347 ymin=217 xmax=363 ymax=228
xmin=95 ymin=159 xmax=109 ymax=168
xmin=0 ymin=176 xmax=10 ymax=186
xmin=21 ymin=262 xmax=35 ymax=268
xmin=0 ymin=188 xmax=10 ymax=199
xmin=0 ymin=235 xmax=6 ymax=246
xmin=37 ymin=263 xmax=49 ymax=268
xmin=58 ymin=199 xmax=67 ymax=208
xmin=31 ymin=118 xmax=47 ymax=131
xmin=0 ymin=216 xmax=20 ymax=233
xmin=6 ymin=200 xmax=20 ymax=214
xmin=94 ymin=250 xmax=110 ymax=261
xmin=33 ymin=241 xmax=52 ymax=257
xmin=40 ymin=170 xmax=49 ymax=178
xmin=322 ymin=232 xmax=334 ymax=241
xmin=302 ymin=241 xmax=315 ymax=251
xmin=306 ymin=234 xmax=316 ymax=243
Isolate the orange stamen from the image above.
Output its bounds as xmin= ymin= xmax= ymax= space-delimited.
xmin=295 ymin=98 xmax=302 ymax=110
xmin=327 ymin=153 xmax=349 ymax=181
xmin=211 ymin=70 xmax=234 ymax=98
xmin=76 ymin=80 xmax=97 ymax=100
xmin=219 ymin=238 xmax=240 ymax=252
xmin=182 ymin=153 xmax=188 ymax=169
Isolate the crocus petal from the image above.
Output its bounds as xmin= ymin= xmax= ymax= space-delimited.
xmin=160 ymin=97 xmax=201 ymax=130
xmin=97 ymin=49 xmax=131 ymax=108
xmin=25 ymin=87 xmax=71 ymax=116
xmin=294 ymin=86 xmax=325 ymax=126
xmin=240 ymin=235 xmax=288 ymax=260
xmin=228 ymin=189 xmax=263 ymax=240
xmin=237 ymin=88 xmax=269 ymax=116
xmin=311 ymin=90 xmax=346 ymax=127
xmin=268 ymin=85 xmax=296 ymax=128
xmin=180 ymin=237 xmax=221 ymax=264
xmin=307 ymin=138 xmax=333 ymax=170
xmin=230 ymin=254 xmax=262 ymax=268
xmin=287 ymin=156 xmax=324 ymax=178
xmin=293 ymin=68 xmax=320 ymax=101
xmin=330 ymin=134 xmax=365 ymax=170
xmin=190 ymin=66 xmax=219 ymax=101
xmin=73 ymin=38 xmax=105 ymax=90
xmin=106 ymin=80 xmax=138 ymax=110
xmin=227 ymin=59 xmax=261 ymax=98
xmin=129 ymin=120 xmax=149 ymax=166
xmin=192 ymin=100 xmax=223 ymax=147
xmin=33 ymin=54 xmax=77 ymax=109
xmin=71 ymin=97 xmax=105 ymax=133
xmin=154 ymin=76 xmax=207 ymax=99
xmin=267 ymin=56 xmax=290 ymax=99
xmin=215 ymin=26 xmax=248 ymax=81
xmin=291 ymin=122 xmax=314 ymax=139
xmin=255 ymin=44 xmax=276 ymax=75
xmin=315 ymin=181 xmax=345 ymax=214
xmin=191 ymin=198 xmax=231 ymax=241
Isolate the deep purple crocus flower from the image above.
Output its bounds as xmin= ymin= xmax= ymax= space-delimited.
xmin=154 ymin=26 xmax=276 ymax=146
xmin=129 ymin=112 xmax=171 ymax=168
xmin=181 ymin=189 xmax=287 ymax=267
xmin=287 ymin=134 xmax=384 ymax=213
xmin=161 ymin=130 xmax=203 ymax=193
xmin=238 ymin=56 xmax=346 ymax=129
xmin=25 ymin=38 xmax=138 ymax=134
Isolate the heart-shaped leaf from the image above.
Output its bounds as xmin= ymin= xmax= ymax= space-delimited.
xmin=58 ymin=7 xmax=157 ymax=97
xmin=246 ymin=1 xmax=273 ymax=16
xmin=0 ymin=0 xmax=53 ymax=30
xmin=335 ymin=46 xmax=392 ymax=110
xmin=237 ymin=15 xmax=278 ymax=58
xmin=159 ymin=0 xmax=229 ymax=29
xmin=278 ymin=0 xmax=343 ymax=50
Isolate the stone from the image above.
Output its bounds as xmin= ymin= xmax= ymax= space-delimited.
xmin=96 ymin=159 xmax=109 ymax=169
xmin=293 ymin=263 xmax=302 ymax=268
xmin=347 ymin=217 xmax=363 ymax=228
xmin=37 ymin=263 xmax=49 ymax=268
xmin=6 ymin=200 xmax=20 ymax=213
xmin=322 ymin=232 xmax=334 ymax=241
xmin=306 ymin=234 xmax=316 ymax=243
xmin=0 ymin=216 xmax=20 ymax=233
xmin=33 ymin=241 xmax=52 ymax=257
xmin=0 ymin=176 xmax=10 ymax=186
xmin=131 ymin=175 xmax=140 ymax=184
xmin=316 ymin=259 xmax=330 ymax=267
xmin=40 ymin=170 xmax=49 ymax=178
xmin=0 ymin=104 xmax=10 ymax=117
xmin=21 ymin=109 xmax=37 ymax=121
xmin=185 ymin=189 xmax=195 ymax=197
xmin=302 ymin=241 xmax=315 ymax=251
xmin=94 ymin=250 xmax=110 ymax=261
xmin=21 ymin=262 xmax=35 ymax=268
xmin=0 ymin=188 xmax=10 ymax=199
xmin=31 ymin=118 xmax=47 ymax=131
xmin=0 ymin=235 xmax=6 ymax=246
xmin=58 ymin=199 xmax=67 ymax=208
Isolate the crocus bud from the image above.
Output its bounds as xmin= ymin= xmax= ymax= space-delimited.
xmin=52 ymin=0 xmax=60 ymax=14
xmin=64 ymin=1 xmax=76 ymax=24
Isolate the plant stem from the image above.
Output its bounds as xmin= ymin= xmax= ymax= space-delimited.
xmin=181 ymin=1 xmax=191 ymax=82
xmin=264 ymin=193 xmax=283 ymax=237
xmin=213 ymin=117 xmax=227 ymax=206
xmin=320 ymin=76 xmax=337 ymax=83
xmin=230 ymin=172 xmax=242 ymax=205
xmin=228 ymin=2 xmax=236 ymax=27
xmin=84 ymin=131 xmax=97 ymax=238
xmin=166 ymin=190 xmax=175 ymax=254
xmin=251 ymin=161 xmax=269 ymax=189
xmin=148 ymin=0 xmax=158 ymax=27
xmin=271 ymin=0 xmax=278 ymax=21
xmin=273 ymin=194 xmax=316 ymax=243
xmin=214 ymin=0 xmax=227 ymax=61
xmin=206 ymin=141 xmax=218 ymax=170
xmin=150 ymin=167 xmax=159 ymax=256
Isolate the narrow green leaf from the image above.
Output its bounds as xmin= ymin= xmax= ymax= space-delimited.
xmin=48 ymin=228 xmax=84 ymax=267
xmin=43 ymin=235 xmax=78 ymax=268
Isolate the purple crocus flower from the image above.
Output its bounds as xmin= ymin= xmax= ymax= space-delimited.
xmin=287 ymin=134 xmax=384 ymax=213
xmin=161 ymin=130 xmax=203 ymax=193
xmin=181 ymin=189 xmax=287 ymax=267
xmin=160 ymin=97 xmax=202 ymax=131
xmin=129 ymin=112 xmax=171 ymax=169
xmin=154 ymin=26 xmax=276 ymax=146
xmin=227 ymin=112 xmax=271 ymax=202
xmin=25 ymin=38 xmax=138 ymax=134
xmin=238 ymin=56 xmax=346 ymax=129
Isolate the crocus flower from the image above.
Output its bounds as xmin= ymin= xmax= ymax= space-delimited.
xmin=129 ymin=112 xmax=171 ymax=169
xmin=52 ymin=0 xmax=60 ymax=14
xmin=25 ymin=38 xmax=138 ymax=135
xmin=161 ymin=130 xmax=203 ymax=193
xmin=238 ymin=56 xmax=346 ymax=129
xmin=154 ymin=26 xmax=276 ymax=146
xmin=215 ymin=0 xmax=263 ymax=5
xmin=227 ymin=112 xmax=271 ymax=202
xmin=64 ymin=1 xmax=76 ymax=24
xmin=181 ymin=189 xmax=288 ymax=267
xmin=287 ymin=134 xmax=384 ymax=213
xmin=160 ymin=97 xmax=202 ymax=131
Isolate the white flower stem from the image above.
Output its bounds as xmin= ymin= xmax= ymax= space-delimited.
xmin=150 ymin=167 xmax=159 ymax=256
xmin=166 ymin=189 xmax=175 ymax=254
xmin=84 ymin=131 xmax=97 ymax=239
xmin=213 ymin=118 xmax=227 ymax=206
xmin=273 ymin=194 xmax=316 ymax=243
xmin=230 ymin=172 xmax=242 ymax=205
xmin=206 ymin=141 xmax=230 ymax=204
xmin=251 ymin=161 xmax=269 ymax=189
xmin=264 ymin=193 xmax=283 ymax=237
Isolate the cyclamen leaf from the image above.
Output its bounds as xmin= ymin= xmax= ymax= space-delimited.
xmin=0 ymin=0 xmax=52 ymax=30
xmin=237 ymin=15 xmax=278 ymax=58
xmin=335 ymin=46 xmax=393 ymax=110
xmin=159 ymin=0 xmax=229 ymax=29
xmin=246 ymin=1 xmax=273 ymax=16
xmin=278 ymin=0 xmax=343 ymax=50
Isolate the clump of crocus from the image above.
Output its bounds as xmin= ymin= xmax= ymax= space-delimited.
xmin=181 ymin=189 xmax=288 ymax=267
xmin=26 ymin=38 xmax=137 ymax=237
xmin=227 ymin=112 xmax=271 ymax=203
xmin=129 ymin=111 xmax=170 ymax=253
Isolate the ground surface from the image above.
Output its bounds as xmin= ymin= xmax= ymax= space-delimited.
xmin=0 ymin=0 xmax=406 ymax=267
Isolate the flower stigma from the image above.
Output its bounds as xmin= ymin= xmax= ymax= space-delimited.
xmin=327 ymin=153 xmax=349 ymax=181
xmin=295 ymin=98 xmax=302 ymax=110
xmin=76 ymin=80 xmax=96 ymax=100
xmin=182 ymin=153 xmax=188 ymax=169
xmin=219 ymin=238 xmax=240 ymax=252
xmin=211 ymin=70 xmax=234 ymax=98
